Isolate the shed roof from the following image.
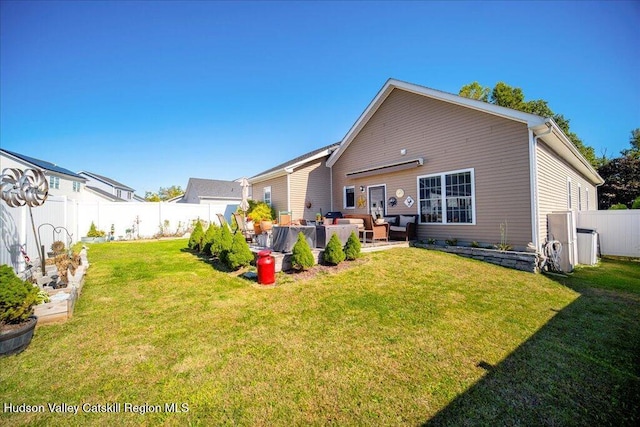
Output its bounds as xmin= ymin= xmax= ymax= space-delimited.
xmin=249 ymin=143 xmax=339 ymax=183
xmin=184 ymin=178 xmax=242 ymax=200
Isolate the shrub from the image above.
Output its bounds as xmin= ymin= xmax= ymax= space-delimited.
xmin=215 ymin=225 xmax=233 ymax=259
xmin=344 ymin=231 xmax=361 ymax=261
xmin=445 ymin=238 xmax=458 ymax=246
xmin=609 ymin=203 xmax=628 ymax=210
xmin=247 ymin=202 xmax=273 ymax=222
xmin=633 ymin=197 xmax=640 ymax=209
xmin=0 ymin=265 xmax=40 ymax=326
xmin=224 ymin=232 xmax=254 ymax=270
xmin=291 ymin=232 xmax=315 ymax=270
xmin=323 ymin=234 xmax=345 ymax=265
xmin=188 ymin=220 xmax=205 ymax=251
xmin=87 ymin=222 xmax=105 ymax=237
xmin=470 ymin=241 xmax=481 ymax=248
xmin=203 ymin=223 xmax=219 ymax=255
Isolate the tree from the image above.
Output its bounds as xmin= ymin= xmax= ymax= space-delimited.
xmin=343 ymin=231 xmax=361 ymax=261
xmin=459 ymin=81 xmax=599 ymax=167
xmin=203 ymin=223 xmax=219 ymax=255
xmin=145 ymin=185 xmax=184 ymax=202
xmin=224 ymin=232 xmax=254 ymax=270
xmin=323 ymin=234 xmax=345 ymax=265
xmin=215 ymin=225 xmax=233 ymax=260
xmin=458 ymin=81 xmax=489 ymax=102
xmin=621 ymin=128 xmax=640 ymax=159
xmin=188 ymin=220 xmax=204 ymax=251
xmin=597 ymin=142 xmax=640 ymax=209
xmin=291 ymin=232 xmax=315 ymax=271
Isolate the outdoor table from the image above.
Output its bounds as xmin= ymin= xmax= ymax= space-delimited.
xmin=315 ymin=224 xmax=359 ymax=248
xmin=271 ymin=225 xmax=316 ymax=253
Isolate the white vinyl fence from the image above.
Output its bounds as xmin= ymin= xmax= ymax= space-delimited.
xmin=1 ymin=196 xmax=239 ymax=272
xmin=576 ymin=210 xmax=640 ymax=257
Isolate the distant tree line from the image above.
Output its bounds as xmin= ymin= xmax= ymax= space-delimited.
xmin=458 ymin=82 xmax=639 ymax=209
xmin=145 ymin=185 xmax=184 ymax=202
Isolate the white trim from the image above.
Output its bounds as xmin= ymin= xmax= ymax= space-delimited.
xmin=529 ymin=129 xmax=540 ymax=250
xmin=578 ymin=183 xmax=582 ymax=211
xmin=416 ymin=168 xmax=476 ymax=226
xmin=343 ymin=185 xmax=355 ymax=210
xmin=286 ymin=174 xmax=291 ymax=212
xmin=249 ymin=146 xmax=336 ymax=183
xmin=586 ymin=188 xmax=590 ymax=210
xmin=567 ymin=178 xmax=572 ymax=210
xmin=263 ymin=186 xmax=272 ymax=206
xmin=367 ymin=184 xmax=387 ymax=216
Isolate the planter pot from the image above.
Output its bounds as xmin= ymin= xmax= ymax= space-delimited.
xmin=0 ymin=316 xmax=37 ymax=356
xmin=260 ymin=220 xmax=273 ymax=232
xmin=253 ymin=223 xmax=262 ymax=235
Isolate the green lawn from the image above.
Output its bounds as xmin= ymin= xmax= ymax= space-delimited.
xmin=1 ymin=240 xmax=638 ymax=426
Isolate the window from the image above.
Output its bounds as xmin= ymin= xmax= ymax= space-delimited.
xmin=418 ymin=169 xmax=474 ymax=224
xmin=344 ymin=186 xmax=355 ymax=209
xmin=72 ymin=181 xmax=81 ymax=192
xmin=49 ymin=176 xmax=60 ymax=189
xmin=578 ymin=184 xmax=582 ymax=211
xmin=567 ymin=179 xmax=572 ymax=209
xmin=127 ymin=191 xmax=132 ymax=200
xmin=116 ymin=189 xmax=122 ymax=198
xmin=586 ymin=188 xmax=590 ymax=210
xmin=263 ymin=186 xmax=272 ymax=206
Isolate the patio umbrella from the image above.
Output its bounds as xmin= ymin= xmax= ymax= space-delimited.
xmin=239 ymin=177 xmax=250 ymax=213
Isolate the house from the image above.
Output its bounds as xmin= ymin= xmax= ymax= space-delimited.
xmin=1 ymin=149 xmax=87 ymax=200
xmin=248 ymin=143 xmax=339 ymax=221
xmin=324 ymin=79 xmax=604 ymax=250
xmin=78 ymin=171 xmax=141 ymax=202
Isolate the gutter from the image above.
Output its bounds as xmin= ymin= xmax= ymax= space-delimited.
xmin=529 ymin=119 xmax=554 ymax=250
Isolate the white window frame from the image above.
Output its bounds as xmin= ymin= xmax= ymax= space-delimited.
xmin=127 ymin=191 xmax=132 ymax=200
xmin=417 ymin=168 xmax=476 ymax=225
xmin=586 ymin=188 xmax=590 ymax=210
xmin=263 ymin=186 xmax=272 ymax=206
xmin=567 ymin=178 xmax=572 ymax=209
xmin=343 ymin=186 xmax=355 ymax=209
xmin=578 ymin=184 xmax=582 ymax=211
xmin=49 ymin=175 xmax=60 ymax=190
xmin=72 ymin=181 xmax=81 ymax=192
xmin=116 ymin=189 xmax=122 ymax=198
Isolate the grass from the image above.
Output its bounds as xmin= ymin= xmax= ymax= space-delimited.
xmin=1 ymin=240 xmax=638 ymax=425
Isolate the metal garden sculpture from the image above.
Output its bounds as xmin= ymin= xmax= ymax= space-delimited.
xmin=1 ymin=168 xmax=49 ymax=274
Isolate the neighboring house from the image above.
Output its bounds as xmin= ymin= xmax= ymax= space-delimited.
xmin=78 ymin=171 xmax=140 ymax=203
xmin=248 ymin=143 xmax=339 ymax=221
xmin=324 ymin=78 xmax=603 ymax=250
xmin=180 ymin=178 xmax=243 ymax=204
xmin=1 ymin=149 xmax=87 ymax=200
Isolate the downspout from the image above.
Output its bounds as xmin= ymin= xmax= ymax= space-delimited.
xmin=329 ymin=164 xmax=333 ymax=212
xmin=529 ymin=119 xmax=553 ymax=250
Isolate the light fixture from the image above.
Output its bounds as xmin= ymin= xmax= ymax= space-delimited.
xmin=359 ymin=186 xmax=365 ymax=192
xmin=400 ymin=149 xmax=407 ymax=156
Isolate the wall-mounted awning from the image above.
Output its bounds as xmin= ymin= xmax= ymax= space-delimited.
xmin=346 ymin=157 xmax=424 ymax=179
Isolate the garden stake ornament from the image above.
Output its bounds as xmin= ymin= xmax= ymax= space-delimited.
xmin=1 ymin=168 xmax=49 ymax=274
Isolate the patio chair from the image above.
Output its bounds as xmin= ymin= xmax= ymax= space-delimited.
xmin=232 ymin=212 xmax=255 ymax=242
xmin=216 ymin=213 xmax=231 ymax=229
xmin=278 ymin=211 xmax=292 ymax=226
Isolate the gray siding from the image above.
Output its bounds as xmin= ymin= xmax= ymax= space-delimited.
xmin=331 ymin=88 xmax=534 ymax=249
xmin=536 ymin=141 xmax=598 ymax=244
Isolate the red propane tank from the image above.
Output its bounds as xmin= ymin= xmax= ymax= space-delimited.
xmin=257 ymin=249 xmax=275 ymax=285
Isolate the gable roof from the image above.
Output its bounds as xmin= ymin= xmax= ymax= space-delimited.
xmin=85 ymin=185 xmax=127 ymax=202
xmin=79 ymin=171 xmax=135 ymax=191
xmin=249 ymin=143 xmax=340 ymax=183
xmin=1 ymin=149 xmax=85 ymax=180
xmin=184 ymin=178 xmax=242 ymax=200
xmin=326 ymin=78 xmax=603 ymax=185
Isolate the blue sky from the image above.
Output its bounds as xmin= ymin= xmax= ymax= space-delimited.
xmin=1 ymin=1 xmax=638 ymax=195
